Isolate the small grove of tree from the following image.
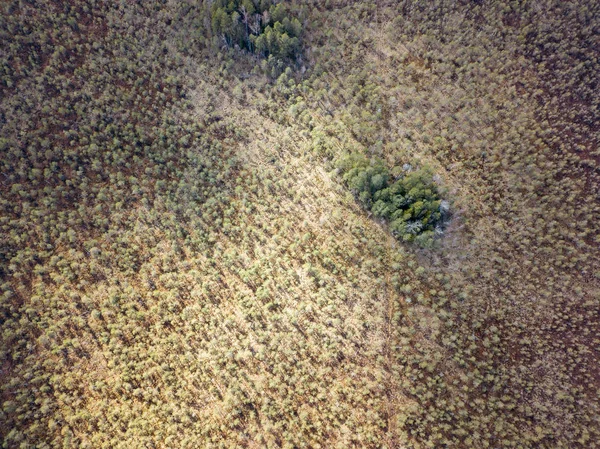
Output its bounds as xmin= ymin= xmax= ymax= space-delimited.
xmin=337 ymin=154 xmax=448 ymax=247
xmin=209 ymin=0 xmax=302 ymax=64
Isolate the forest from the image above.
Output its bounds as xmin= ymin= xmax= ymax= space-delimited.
xmin=1 ymin=0 xmax=599 ymax=448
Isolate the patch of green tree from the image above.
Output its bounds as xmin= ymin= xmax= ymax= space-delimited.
xmin=338 ymin=154 xmax=447 ymax=247
xmin=209 ymin=0 xmax=302 ymax=75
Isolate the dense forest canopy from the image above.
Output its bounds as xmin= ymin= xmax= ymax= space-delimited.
xmin=338 ymin=154 xmax=446 ymax=247
xmin=1 ymin=0 xmax=599 ymax=448
xmin=209 ymin=0 xmax=304 ymax=76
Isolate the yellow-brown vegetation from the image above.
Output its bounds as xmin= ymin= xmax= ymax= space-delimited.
xmin=1 ymin=1 xmax=598 ymax=448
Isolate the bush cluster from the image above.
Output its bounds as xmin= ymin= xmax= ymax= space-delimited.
xmin=338 ymin=154 xmax=446 ymax=246
xmin=209 ymin=0 xmax=302 ymax=73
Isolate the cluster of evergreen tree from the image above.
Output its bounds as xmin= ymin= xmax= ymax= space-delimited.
xmin=338 ymin=154 xmax=447 ymax=247
xmin=209 ymin=0 xmax=302 ymax=64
